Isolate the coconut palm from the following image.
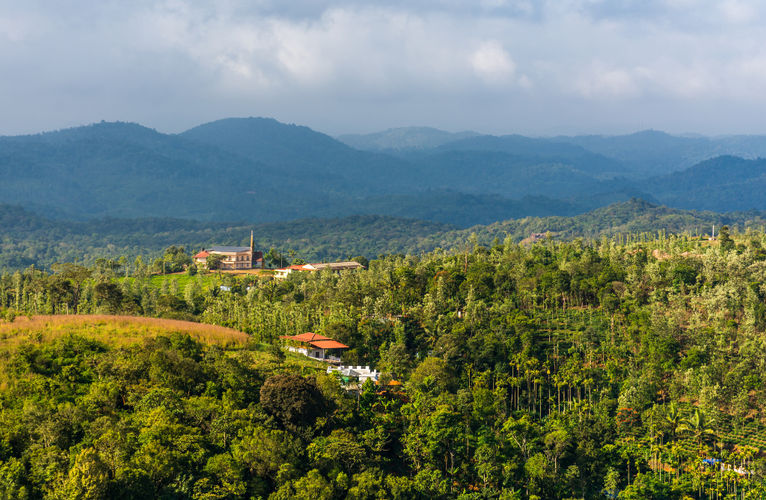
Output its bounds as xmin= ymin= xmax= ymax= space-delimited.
xmin=678 ymin=408 xmax=717 ymax=448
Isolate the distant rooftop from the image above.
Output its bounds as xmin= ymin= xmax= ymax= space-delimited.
xmin=305 ymin=261 xmax=365 ymax=271
xmin=280 ymin=332 xmax=349 ymax=349
xmin=208 ymin=246 xmax=251 ymax=253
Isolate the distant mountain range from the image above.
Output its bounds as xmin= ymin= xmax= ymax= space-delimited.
xmin=2 ymin=117 xmax=766 ymax=227
xmin=337 ymin=126 xmax=480 ymax=151
xmin=342 ymin=127 xmax=766 ymax=178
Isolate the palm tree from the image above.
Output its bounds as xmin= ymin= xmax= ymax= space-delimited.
xmin=665 ymin=402 xmax=682 ymax=441
xmin=678 ymin=408 xmax=717 ymax=448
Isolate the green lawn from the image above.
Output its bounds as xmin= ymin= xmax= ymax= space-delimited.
xmin=147 ymin=273 xmax=216 ymax=291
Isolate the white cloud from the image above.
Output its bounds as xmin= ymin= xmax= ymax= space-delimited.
xmin=1 ymin=0 xmax=766 ymax=135
xmin=719 ymin=0 xmax=757 ymax=24
xmin=573 ymin=63 xmax=643 ymax=99
xmin=470 ymin=41 xmax=516 ymax=84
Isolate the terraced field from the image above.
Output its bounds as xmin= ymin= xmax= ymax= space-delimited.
xmin=721 ymin=422 xmax=766 ymax=452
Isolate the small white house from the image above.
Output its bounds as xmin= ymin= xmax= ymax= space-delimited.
xmin=274 ymin=261 xmax=366 ymax=279
xmin=327 ymin=365 xmax=380 ymax=385
xmin=279 ymin=332 xmax=349 ymax=363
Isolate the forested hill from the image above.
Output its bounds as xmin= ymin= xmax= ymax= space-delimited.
xmin=8 ymin=118 xmax=766 ymax=227
xmin=641 ymin=156 xmax=766 ymax=212
xmin=0 ymin=203 xmax=456 ymax=270
xmin=455 ymin=197 xmax=766 ymax=243
xmin=557 ymin=129 xmax=766 ymax=176
xmin=179 ymin=117 xmax=416 ymax=194
xmin=3 ymin=199 xmax=766 ymax=271
xmin=337 ymin=126 xmax=480 ymax=151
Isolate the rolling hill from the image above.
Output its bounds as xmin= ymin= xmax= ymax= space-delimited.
xmin=3 ymin=118 xmax=766 ymax=229
xmin=337 ymin=126 xmax=480 ymax=151
xmin=0 ymin=122 xmax=288 ymax=220
xmin=179 ymin=117 xmax=416 ymax=195
xmin=642 ymin=156 xmax=766 ymax=212
xmin=0 ymin=315 xmax=249 ymax=351
xmin=0 ymin=118 xmax=650 ymax=226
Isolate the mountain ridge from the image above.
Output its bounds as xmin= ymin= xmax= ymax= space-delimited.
xmin=3 ymin=117 xmax=766 ymax=227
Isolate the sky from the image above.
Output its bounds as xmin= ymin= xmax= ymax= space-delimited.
xmin=1 ymin=0 xmax=766 ymax=137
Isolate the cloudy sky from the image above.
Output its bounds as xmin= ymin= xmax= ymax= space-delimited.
xmin=1 ymin=0 xmax=766 ymax=136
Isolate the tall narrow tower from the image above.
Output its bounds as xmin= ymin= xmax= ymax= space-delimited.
xmin=250 ymin=230 xmax=254 ymax=268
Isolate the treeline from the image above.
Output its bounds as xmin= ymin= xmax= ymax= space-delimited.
xmin=0 ymin=203 xmax=452 ymax=271
xmin=2 ymin=226 xmax=766 ymax=497
xmin=4 ymin=198 xmax=766 ymax=273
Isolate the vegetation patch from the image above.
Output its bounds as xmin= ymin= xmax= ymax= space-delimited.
xmin=0 ymin=314 xmax=248 ymax=350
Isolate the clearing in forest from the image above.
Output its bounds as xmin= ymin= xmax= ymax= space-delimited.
xmin=0 ymin=314 xmax=249 ymax=350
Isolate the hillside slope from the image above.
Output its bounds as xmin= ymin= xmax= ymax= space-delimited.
xmin=4 ymin=199 xmax=766 ymax=271
xmin=0 ymin=122 xmax=286 ymax=220
xmin=0 ymin=315 xmax=248 ymax=349
xmin=643 ymin=156 xmax=766 ymax=211
xmin=337 ymin=126 xmax=479 ymax=151
xmin=180 ymin=117 xmax=417 ymax=195
xmin=557 ymin=129 xmax=766 ymax=177
xmin=4 ymin=119 xmax=766 ymax=226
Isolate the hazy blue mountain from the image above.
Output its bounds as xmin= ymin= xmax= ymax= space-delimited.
xmin=428 ymin=134 xmax=628 ymax=178
xmin=643 ymin=156 xmax=766 ymax=212
xmin=180 ymin=117 xmax=416 ymax=194
xmin=404 ymin=150 xmax=624 ymax=198
xmin=557 ymin=130 xmax=766 ymax=177
xmin=714 ymin=135 xmax=766 ymax=158
xmin=350 ymin=187 xmax=655 ymax=227
xmin=337 ymin=126 xmax=480 ymax=151
xmin=5 ymin=118 xmax=766 ymax=228
xmin=0 ymin=122 xmax=292 ymax=220
xmin=0 ymin=119 xmax=422 ymax=222
xmin=351 ymin=191 xmax=583 ymax=226
xmin=182 ymin=119 xmax=638 ymax=206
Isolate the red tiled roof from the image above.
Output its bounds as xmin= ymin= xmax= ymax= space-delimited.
xmin=279 ymin=332 xmax=348 ymax=349
xmin=280 ymin=332 xmax=331 ymax=342
xmin=309 ymin=340 xmax=349 ymax=349
xmin=194 ymin=251 xmax=210 ymax=259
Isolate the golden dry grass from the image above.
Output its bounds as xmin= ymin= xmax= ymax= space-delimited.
xmin=0 ymin=315 xmax=248 ymax=351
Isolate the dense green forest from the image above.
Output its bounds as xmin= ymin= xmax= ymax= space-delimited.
xmin=4 ymin=199 xmax=766 ymax=273
xmin=0 ymin=203 xmax=453 ymax=271
xmin=3 ymin=227 xmax=766 ymax=497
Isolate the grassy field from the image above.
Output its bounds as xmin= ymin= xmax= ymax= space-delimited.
xmin=0 ymin=314 xmax=332 ymax=377
xmin=0 ymin=314 xmax=249 ymax=351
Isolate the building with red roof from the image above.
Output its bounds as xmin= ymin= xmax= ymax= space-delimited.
xmin=274 ymin=261 xmax=365 ymax=279
xmin=193 ymin=231 xmax=264 ymax=270
xmin=280 ymin=332 xmax=349 ymax=362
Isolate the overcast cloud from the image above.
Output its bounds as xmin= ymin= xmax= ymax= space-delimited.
xmin=1 ymin=0 xmax=766 ymax=136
